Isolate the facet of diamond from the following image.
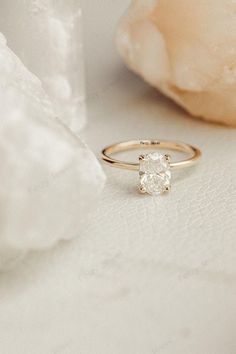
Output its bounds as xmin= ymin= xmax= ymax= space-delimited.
xmin=139 ymin=152 xmax=171 ymax=195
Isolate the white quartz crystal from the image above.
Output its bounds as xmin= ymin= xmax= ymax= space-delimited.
xmin=0 ymin=33 xmax=105 ymax=267
xmin=0 ymin=0 xmax=86 ymax=133
xmin=139 ymin=153 xmax=171 ymax=195
xmin=117 ymin=0 xmax=236 ymax=126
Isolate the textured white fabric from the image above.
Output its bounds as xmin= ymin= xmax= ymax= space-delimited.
xmin=0 ymin=1 xmax=235 ymax=353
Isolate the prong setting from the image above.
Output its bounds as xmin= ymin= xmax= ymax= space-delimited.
xmin=139 ymin=154 xmax=145 ymax=161
xmin=165 ymin=154 xmax=171 ymax=162
xmin=139 ymin=185 xmax=146 ymax=194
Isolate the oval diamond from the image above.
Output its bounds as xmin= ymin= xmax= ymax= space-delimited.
xmin=139 ymin=152 xmax=171 ymax=195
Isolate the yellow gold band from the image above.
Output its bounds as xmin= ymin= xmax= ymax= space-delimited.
xmin=101 ymin=140 xmax=201 ymax=171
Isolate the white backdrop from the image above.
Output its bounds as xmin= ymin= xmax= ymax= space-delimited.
xmin=0 ymin=1 xmax=236 ymax=353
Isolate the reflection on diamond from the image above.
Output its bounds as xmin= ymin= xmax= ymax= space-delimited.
xmin=139 ymin=152 xmax=171 ymax=195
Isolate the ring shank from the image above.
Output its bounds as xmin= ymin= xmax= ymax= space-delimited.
xmin=101 ymin=140 xmax=201 ymax=171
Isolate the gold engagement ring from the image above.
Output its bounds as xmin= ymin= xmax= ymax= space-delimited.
xmin=101 ymin=140 xmax=202 ymax=196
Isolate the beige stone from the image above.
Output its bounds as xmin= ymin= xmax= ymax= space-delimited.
xmin=117 ymin=0 xmax=236 ymax=126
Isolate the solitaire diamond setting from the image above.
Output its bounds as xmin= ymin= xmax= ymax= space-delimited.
xmin=139 ymin=152 xmax=171 ymax=195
